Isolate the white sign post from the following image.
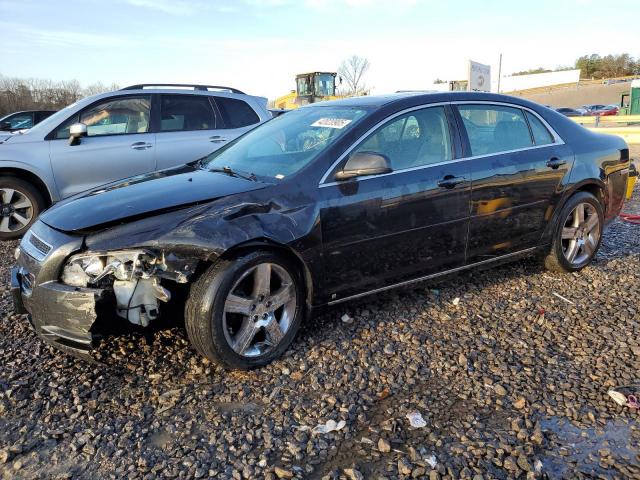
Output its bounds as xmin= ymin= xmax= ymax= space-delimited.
xmin=468 ymin=60 xmax=491 ymax=92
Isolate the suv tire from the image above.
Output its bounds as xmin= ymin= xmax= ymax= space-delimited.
xmin=0 ymin=177 xmax=45 ymax=240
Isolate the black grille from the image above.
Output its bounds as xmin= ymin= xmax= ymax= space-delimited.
xmin=29 ymin=233 xmax=51 ymax=256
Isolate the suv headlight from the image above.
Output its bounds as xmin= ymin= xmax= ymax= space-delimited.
xmin=61 ymin=250 xmax=160 ymax=287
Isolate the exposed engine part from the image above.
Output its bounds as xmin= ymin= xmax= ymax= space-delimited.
xmin=113 ymin=277 xmax=171 ymax=326
xmin=60 ymin=249 xmax=197 ymax=327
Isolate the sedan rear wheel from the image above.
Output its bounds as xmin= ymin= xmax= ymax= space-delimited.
xmin=185 ymin=251 xmax=304 ymax=369
xmin=560 ymin=202 xmax=600 ymax=266
xmin=544 ymin=191 xmax=603 ymax=272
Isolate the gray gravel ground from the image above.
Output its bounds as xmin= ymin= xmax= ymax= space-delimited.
xmin=1 ymin=188 xmax=639 ymax=480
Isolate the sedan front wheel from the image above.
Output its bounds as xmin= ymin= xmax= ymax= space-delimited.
xmin=185 ymin=251 xmax=304 ymax=369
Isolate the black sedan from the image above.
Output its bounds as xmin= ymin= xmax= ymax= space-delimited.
xmin=0 ymin=110 xmax=56 ymax=132
xmin=12 ymin=92 xmax=630 ymax=369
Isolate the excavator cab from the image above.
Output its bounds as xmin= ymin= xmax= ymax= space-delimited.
xmin=274 ymin=72 xmax=341 ymax=110
xmin=295 ymin=72 xmax=337 ymax=105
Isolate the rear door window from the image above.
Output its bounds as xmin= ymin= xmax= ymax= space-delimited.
xmin=215 ymin=96 xmax=260 ymax=129
xmin=525 ymin=111 xmax=555 ymax=146
xmin=160 ymin=95 xmax=216 ymax=131
xmin=457 ymin=104 xmax=533 ymax=156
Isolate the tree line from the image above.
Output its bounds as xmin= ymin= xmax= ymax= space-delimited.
xmin=512 ymin=66 xmax=574 ymax=76
xmin=575 ymin=53 xmax=639 ymax=79
xmin=0 ymin=75 xmax=118 ymax=117
xmin=512 ymin=53 xmax=639 ymax=79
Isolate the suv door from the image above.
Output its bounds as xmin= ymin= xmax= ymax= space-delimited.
xmin=48 ymin=95 xmax=155 ymax=199
xmin=454 ymin=103 xmax=574 ymax=263
xmin=319 ymin=105 xmax=470 ymax=302
xmin=154 ymin=94 xmax=262 ymax=170
xmin=154 ymin=94 xmax=222 ymax=170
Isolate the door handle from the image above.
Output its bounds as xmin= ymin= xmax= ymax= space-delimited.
xmin=546 ymin=157 xmax=566 ymax=169
xmin=437 ymin=175 xmax=465 ymax=189
xmin=209 ymin=135 xmax=227 ymax=143
xmin=131 ymin=142 xmax=152 ymax=150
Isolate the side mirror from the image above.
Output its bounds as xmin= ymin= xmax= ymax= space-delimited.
xmin=68 ymin=123 xmax=88 ymax=146
xmin=335 ymin=152 xmax=392 ymax=181
xmin=0 ymin=121 xmax=11 ymax=131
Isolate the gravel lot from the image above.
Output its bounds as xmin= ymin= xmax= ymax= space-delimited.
xmin=1 ymin=187 xmax=639 ymax=480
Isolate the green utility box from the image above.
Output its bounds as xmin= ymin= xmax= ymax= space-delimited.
xmin=620 ymin=79 xmax=640 ymax=115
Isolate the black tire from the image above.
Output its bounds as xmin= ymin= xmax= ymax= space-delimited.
xmin=185 ymin=250 xmax=305 ymax=369
xmin=544 ymin=191 xmax=604 ymax=273
xmin=0 ymin=176 xmax=45 ymax=240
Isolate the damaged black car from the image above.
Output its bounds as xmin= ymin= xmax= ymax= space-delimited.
xmin=12 ymin=92 xmax=630 ymax=369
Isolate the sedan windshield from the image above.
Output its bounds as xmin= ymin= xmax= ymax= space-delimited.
xmin=203 ymin=106 xmax=368 ymax=180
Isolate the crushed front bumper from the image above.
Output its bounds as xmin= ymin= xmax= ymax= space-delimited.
xmin=14 ymin=267 xmax=108 ymax=352
xmin=11 ymin=220 xmax=105 ymax=356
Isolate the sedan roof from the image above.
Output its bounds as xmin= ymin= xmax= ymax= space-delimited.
xmin=309 ymin=91 xmax=543 ymax=110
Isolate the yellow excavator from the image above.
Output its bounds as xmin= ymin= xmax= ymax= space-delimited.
xmin=274 ymin=72 xmax=342 ymax=110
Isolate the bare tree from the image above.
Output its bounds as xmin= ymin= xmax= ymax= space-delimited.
xmin=338 ymin=55 xmax=370 ymax=95
xmin=83 ymin=81 xmax=120 ymax=97
xmin=0 ymin=74 xmax=119 ymax=116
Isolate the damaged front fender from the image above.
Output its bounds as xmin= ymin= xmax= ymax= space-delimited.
xmin=83 ymin=188 xmax=319 ymax=257
xmin=43 ymin=190 xmax=322 ymax=344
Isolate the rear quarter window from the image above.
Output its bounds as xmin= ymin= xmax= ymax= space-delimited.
xmin=215 ymin=97 xmax=260 ymax=129
xmin=525 ymin=111 xmax=555 ymax=146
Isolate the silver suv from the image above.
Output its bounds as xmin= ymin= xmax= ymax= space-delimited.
xmin=0 ymin=84 xmax=270 ymax=239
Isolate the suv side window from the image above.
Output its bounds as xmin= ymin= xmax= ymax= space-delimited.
xmin=525 ymin=111 xmax=554 ymax=146
xmin=352 ymin=106 xmax=452 ymax=170
xmin=458 ymin=104 xmax=532 ymax=156
xmin=160 ymin=95 xmax=216 ymax=132
xmin=215 ymin=97 xmax=260 ymax=129
xmin=55 ymin=96 xmax=151 ymax=139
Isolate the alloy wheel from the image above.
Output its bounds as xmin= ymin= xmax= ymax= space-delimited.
xmin=561 ymin=202 xmax=600 ymax=266
xmin=222 ymin=262 xmax=297 ymax=358
xmin=0 ymin=188 xmax=33 ymax=233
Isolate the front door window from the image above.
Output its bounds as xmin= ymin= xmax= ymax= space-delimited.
xmin=55 ymin=96 xmax=151 ymax=139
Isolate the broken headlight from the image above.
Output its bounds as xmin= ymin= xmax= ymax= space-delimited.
xmin=61 ymin=250 xmax=160 ymax=288
xmin=61 ymin=249 xmax=172 ymax=327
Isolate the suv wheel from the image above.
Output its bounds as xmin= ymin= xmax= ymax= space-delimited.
xmin=0 ymin=177 xmax=45 ymax=240
xmin=185 ymin=251 xmax=304 ymax=369
xmin=544 ymin=191 xmax=603 ymax=272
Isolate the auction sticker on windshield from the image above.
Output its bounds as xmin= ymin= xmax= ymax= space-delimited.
xmin=311 ymin=118 xmax=352 ymax=129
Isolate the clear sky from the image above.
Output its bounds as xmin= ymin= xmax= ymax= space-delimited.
xmin=1 ymin=0 xmax=639 ymax=99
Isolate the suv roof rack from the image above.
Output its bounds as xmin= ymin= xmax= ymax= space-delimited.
xmin=121 ymin=84 xmax=245 ymax=94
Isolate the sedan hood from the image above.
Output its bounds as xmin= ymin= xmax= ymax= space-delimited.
xmin=40 ymin=165 xmax=266 ymax=232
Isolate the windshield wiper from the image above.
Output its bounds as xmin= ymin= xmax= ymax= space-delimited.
xmin=209 ymin=166 xmax=257 ymax=182
xmin=189 ymin=155 xmax=207 ymax=168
